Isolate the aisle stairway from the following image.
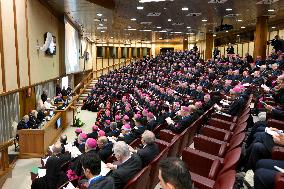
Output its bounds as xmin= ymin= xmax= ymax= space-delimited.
xmin=76 ymin=79 xmax=98 ymax=107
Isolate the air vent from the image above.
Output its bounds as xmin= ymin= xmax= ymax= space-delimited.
xmin=208 ymin=0 xmax=228 ymax=3
xmin=256 ymin=0 xmax=279 ymax=4
xmin=147 ymin=12 xmax=161 ymax=16
xmin=186 ymin=13 xmax=202 ymax=17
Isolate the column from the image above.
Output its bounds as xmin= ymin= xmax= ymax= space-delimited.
xmin=254 ymin=16 xmax=268 ymax=59
xmin=118 ymin=47 xmax=121 ymax=59
xmin=183 ymin=39 xmax=188 ymax=51
xmin=205 ymin=33 xmax=213 ymax=60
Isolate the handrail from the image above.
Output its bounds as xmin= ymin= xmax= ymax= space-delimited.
xmin=0 ymin=139 xmax=14 ymax=171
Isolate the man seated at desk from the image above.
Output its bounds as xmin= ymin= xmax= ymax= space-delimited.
xmin=43 ymin=98 xmax=56 ymax=110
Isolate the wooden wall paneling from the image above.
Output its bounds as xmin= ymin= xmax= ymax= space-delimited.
xmin=0 ymin=0 xmax=5 ymax=92
xmin=13 ymin=0 xmax=20 ymax=88
xmin=2 ymin=0 xmax=17 ymax=91
xmin=25 ymin=0 xmax=31 ymax=86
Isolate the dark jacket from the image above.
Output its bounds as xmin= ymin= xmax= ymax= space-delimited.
xmin=137 ymin=143 xmax=159 ymax=167
xmin=109 ymin=154 xmax=142 ymax=189
xmin=97 ymin=142 xmax=113 ymax=162
xmin=88 ymin=176 xmax=114 ymax=189
xmin=168 ymin=114 xmax=196 ymax=134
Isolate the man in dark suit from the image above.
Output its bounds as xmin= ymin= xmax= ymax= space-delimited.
xmin=96 ymin=136 xmax=113 ymax=162
xmin=167 ymin=105 xmax=197 ymax=134
xmin=80 ymin=153 xmax=114 ymax=189
xmin=106 ymin=141 xmax=142 ymax=189
xmin=129 ymin=130 xmax=159 ymax=167
xmin=88 ymin=125 xmax=99 ymax=139
xmin=41 ymin=91 xmax=48 ymax=103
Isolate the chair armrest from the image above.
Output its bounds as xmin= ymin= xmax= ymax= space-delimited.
xmin=268 ymin=119 xmax=284 ymax=130
xmin=159 ymin=129 xmax=177 ymax=143
xmin=202 ymin=125 xmax=231 ymax=141
xmin=272 ymin=146 xmax=284 ymax=160
xmin=208 ymin=118 xmax=236 ymax=131
xmin=193 ymin=135 xmax=227 ymax=157
xmin=190 ymin=172 xmax=215 ymax=189
xmin=182 ymin=147 xmax=221 ymax=179
xmin=212 ymin=113 xmax=236 ymax=122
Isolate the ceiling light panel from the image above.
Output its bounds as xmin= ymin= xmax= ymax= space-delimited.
xmin=186 ymin=13 xmax=202 ymax=17
xmin=147 ymin=12 xmax=161 ymax=16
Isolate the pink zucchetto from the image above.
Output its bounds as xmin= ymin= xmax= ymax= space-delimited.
xmin=231 ymin=87 xmax=242 ymax=94
xmin=98 ymin=130 xmax=105 ymax=137
xmin=75 ymin=128 xmax=82 ymax=133
xmin=123 ymin=115 xmax=129 ymax=120
xmin=181 ymin=106 xmax=190 ymax=112
xmin=115 ymin=115 xmax=121 ymax=120
xmin=79 ymin=133 xmax=88 ymax=140
xmin=147 ymin=112 xmax=154 ymax=119
xmin=122 ymin=124 xmax=131 ymax=131
xmin=134 ymin=114 xmax=142 ymax=119
xmin=195 ymin=101 xmax=203 ymax=108
xmin=86 ymin=138 xmax=97 ymax=149
xmin=92 ymin=125 xmax=99 ymax=131
xmin=105 ymin=120 xmax=111 ymax=125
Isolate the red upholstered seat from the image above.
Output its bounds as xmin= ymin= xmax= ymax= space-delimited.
xmin=201 ymin=125 xmax=232 ymax=141
xmin=148 ymin=148 xmax=169 ymax=189
xmin=123 ymin=165 xmax=151 ymax=189
xmin=153 ymin=124 xmax=167 ymax=135
xmin=211 ymin=113 xmax=237 ymax=123
xmin=272 ymin=146 xmax=284 ymax=160
xmin=275 ymin=172 xmax=284 ymax=189
xmin=208 ymin=118 xmax=236 ymax=131
xmin=129 ymin=138 xmax=141 ymax=148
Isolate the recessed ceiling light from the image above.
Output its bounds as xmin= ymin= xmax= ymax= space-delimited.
xmin=128 ymin=28 xmax=137 ymax=31
xmin=157 ymin=26 xmax=162 ymax=29
xmin=213 ymin=34 xmax=216 ymax=37
xmin=168 ymin=18 xmax=172 ymax=22
xmin=101 ymin=30 xmax=105 ymax=33
xmin=131 ymin=18 xmax=136 ymax=21
xmin=139 ymin=29 xmax=152 ymax=32
xmin=137 ymin=6 xmax=144 ymax=10
xmin=237 ymin=34 xmax=240 ymax=36
xmin=237 ymin=19 xmax=243 ymax=22
xmin=241 ymin=26 xmax=246 ymax=29
xmin=110 ymin=37 xmax=114 ymax=39
xmin=139 ymin=0 xmax=166 ymax=2
xmin=99 ymin=23 xmax=103 ymax=26
xmin=271 ymin=26 xmax=276 ymax=29
xmin=182 ymin=7 xmax=189 ymax=11
xmin=201 ymin=19 xmax=207 ymax=22
xmin=226 ymin=8 xmax=232 ymax=11
xmin=184 ymin=39 xmax=188 ymax=41
xmin=226 ymin=30 xmax=228 ymax=33
xmin=187 ymin=26 xmax=191 ymax=29
xmin=268 ymin=9 xmax=275 ymax=12
xmin=159 ymin=37 xmax=162 ymax=39
xmin=189 ymin=32 xmax=195 ymax=35
xmin=97 ymin=13 xmax=102 ymax=17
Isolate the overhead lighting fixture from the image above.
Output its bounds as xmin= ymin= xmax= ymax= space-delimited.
xmin=182 ymin=7 xmax=189 ymax=11
xmin=168 ymin=18 xmax=172 ymax=22
xmin=159 ymin=37 xmax=163 ymax=39
xmin=237 ymin=34 xmax=240 ymax=36
xmin=213 ymin=34 xmax=216 ymax=37
xmin=97 ymin=13 xmax=102 ymax=17
xmin=156 ymin=26 xmax=161 ymax=29
xmin=201 ymin=19 xmax=207 ymax=22
xmin=189 ymin=32 xmax=195 ymax=35
xmin=241 ymin=26 xmax=246 ymax=29
xmin=131 ymin=18 xmax=136 ymax=21
xmin=158 ymin=30 xmax=167 ymax=33
xmin=187 ymin=26 xmax=191 ymax=29
xmin=226 ymin=8 xmax=232 ymax=11
xmin=237 ymin=19 xmax=243 ymax=22
xmin=226 ymin=30 xmax=228 ymax=33
xmin=99 ymin=23 xmax=103 ymax=26
xmin=110 ymin=37 xmax=114 ymax=39
xmin=101 ymin=30 xmax=105 ymax=33
xmin=268 ymin=9 xmax=275 ymax=12
xmin=139 ymin=0 xmax=166 ymax=2
xmin=271 ymin=26 xmax=276 ymax=29
xmin=184 ymin=39 xmax=188 ymax=41
xmin=128 ymin=28 xmax=137 ymax=31
xmin=137 ymin=6 xmax=144 ymax=10
xmin=139 ymin=29 xmax=152 ymax=31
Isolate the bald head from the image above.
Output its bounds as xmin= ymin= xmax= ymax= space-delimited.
xmin=52 ymin=143 xmax=62 ymax=155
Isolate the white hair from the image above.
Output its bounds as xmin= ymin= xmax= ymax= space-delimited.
xmin=113 ymin=141 xmax=130 ymax=157
xmin=142 ymin=130 xmax=156 ymax=144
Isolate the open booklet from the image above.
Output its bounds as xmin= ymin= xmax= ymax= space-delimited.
xmin=165 ymin=117 xmax=175 ymax=125
xmin=265 ymin=127 xmax=282 ymax=137
xmin=100 ymin=161 xmax=111 ymax=176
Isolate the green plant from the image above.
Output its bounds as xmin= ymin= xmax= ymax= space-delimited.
xmin=73 ymin=117 xmax=85 ymax=127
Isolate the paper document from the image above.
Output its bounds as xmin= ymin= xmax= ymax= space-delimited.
xmin=265 ymin=127 xmax=281 ymax=137
xmin=63 ymin=182 xmax=75 ymax=189
xmin=165 ymin=117 xmax=174 ymax=125
xmin=70 ymin=146 xmax=82 ymax=158
xmin=38 ymin=169 xmax=46 ymax=178
xmin=100 ymin=161 xmax=111 ymax=176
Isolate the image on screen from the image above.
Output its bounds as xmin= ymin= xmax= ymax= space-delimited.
xmin=65 ymin=19 xmax=80 ymax=74
xmin=56 ymin=118 xmax=61 ymax=129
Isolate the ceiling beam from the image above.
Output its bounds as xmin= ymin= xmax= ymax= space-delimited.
xmin=85 ymin=0 xmax=115 ymax=9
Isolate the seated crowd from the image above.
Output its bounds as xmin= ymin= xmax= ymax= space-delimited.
xmin=31 ymin=48 xmax=284 ymax=189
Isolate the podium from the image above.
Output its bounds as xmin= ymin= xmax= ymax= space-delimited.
xmin=18 ymin=102 xmax=75 ymax=158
